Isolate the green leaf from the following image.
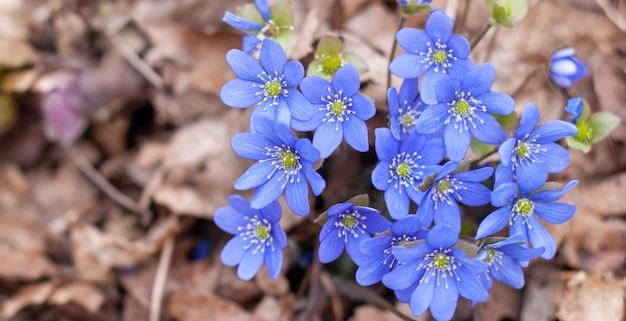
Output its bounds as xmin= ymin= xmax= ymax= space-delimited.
xmin=342 ymin=52 xmax=369 ymax=74
xmin=508 ymin=0 xmax=528 ymax=22
xmin=566 ymin=136 xmax=592 ymax=153
xmin=237 ymin=3 xmax=264 ymax=25
xmin=470 ymin=137 xmax=496 ymax=159
xmin=400 ymin=4 xmax=431 ymax=17
xmin=314 ymin=35 xmax=343 ymax=57
xmin=588 ymin=112 xmax=620 ymax=144
xmin=495 ymin=110 xmax=518 ymax=129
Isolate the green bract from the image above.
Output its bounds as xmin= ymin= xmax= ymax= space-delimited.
xmin=307 ymin=35 xmax=368 ymax=80
xmin=400 ymin=3 xmax=432 ymax=17
xmin=566 ymin=101 xmax=620 ymax=153
xmin=484 ymin=0 xmax=528 ymax=28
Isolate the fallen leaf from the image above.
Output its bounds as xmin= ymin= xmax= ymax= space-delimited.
xmin=1 ymin=281 xmax=60 ymax=319
xmin=47 ymin=281 xmax=107 ymax=314
xmin=556 ymin=271 xmax=625 ymax=321
xmin=169 ymin=289 xmax=261 ymax=321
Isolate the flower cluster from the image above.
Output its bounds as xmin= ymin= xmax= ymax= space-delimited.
xmin=217 ymin=2 xmax=591 ymax=320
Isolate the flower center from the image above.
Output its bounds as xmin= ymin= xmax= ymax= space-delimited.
xmin=436 ymin=179 xmax=450 ymax=193
xmin=484 ymin=248 xmax=499 ymax=265
xmin=239 ymin=215 xmax=274 ymax=254
xmin=259 ymin=20 xmax=280 ymax=39
xmin=262 ymin=144 xmax=302 ymax=188
xmin=430 ymin=176 xmax=465 ymax=210
xmin=397 ymin=103 xmax=421 ymax=135
xmin=455 ymin=100 xmax=470 ymax=116
xmin=513 ymin=198 xmax=534 ymax=217
xmin=320 ymin=53 xmax=343 ymax=75
xmin=320 ymin=89 xmax=355 ymax=130
xmin=433 ymin=50 xmax=448 ymax=64
xmin=515 ymin=141 xmax=530 ymax=158
xmin=331 ymin=100 xmax=345 ymax=116
xmin=383 ymin=235 xmax=419 ymax=268
xmin=419 ymin=248 xmax=461 ymax=286
xmin=265 ymin=81 xmax=281 ymax=97
xmin=256 ymin=71 xmax=287 ymax=108
xmin=432 ymin=253 xmax=449 ymax=269
xmin=389 ymin=152 xmax=423 ymax=191
xmin=445 ymin=92 xmax=486 ymax=133
xmin=418 ymin=39 xmax=457 ymax=73
xmin=279 ymin=150 xmax=297 ymax=169
xmin=334 ymin=210 xmax=367 ymax=242
xmin=574 ymin=121 xmax=593 ymax=143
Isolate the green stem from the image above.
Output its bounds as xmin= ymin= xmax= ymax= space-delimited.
xmin=470 ymin=23 xmax=492 ymax=49
xmin=386 ymin=16 xmax=407 ymax=91
xmin=511 ymin=65 xmax=545 ymax=98
xmin=471 ymin=148 xmax=498 ymax=167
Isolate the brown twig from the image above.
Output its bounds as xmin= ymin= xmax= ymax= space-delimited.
xmin=109 ymin=35 xmax=166 ymax=91
xmin=595 ymin=0 xmax=626 ymax=31
xmin=63 ymin=144 xmax=144 ymax=214
xmin=149 ymin=236 xmax=176 ymax=321
xmin=320 ymin=272 xmax=344 ymax=321
xmin=470 ymin=23 xmax=492 ymax=49
xmin=511 ymin=65 xmax=545 ymax=99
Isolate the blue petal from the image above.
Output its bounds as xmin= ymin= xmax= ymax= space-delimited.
xmin=327 ymin=202 xmax=354 ymax=217
xmin=275 ymin=101 xmax=292 ymax=126
xmin=285 ymin=89 xmax=314 ymax=121
xmin=300 ymin=76 xmax=331 ymax=103
xmin=453 ymin=248 xmax=488 ymax=274
xmin=238 ymin=247 xmax=264 ymax=280
xmin=346 ymin=236 xmax=368 ymax=265
xmin=275 ymin=123 xmax=296 ymax=146
xmin=271 ymin=222 xmax=287 ymax=247
xmin=393 ymin=243 xmax=432 ymax=262
xmin=371 ymin=162 xmax=391 ymax=190
xmin=344 ymin=118 xmax=369 ymax=152
xmin=290 ymin=107 xmax=324 ymax=131
xmin=420 ymin=72 xmax=448 ymax=105
xmin=491 ymin=183 xmax=518 ymax=206
xmin=382 ymin=261 xmax=422 ymax=290
xmin=214 ymin=206 xmax=247 ymax=235
xmin=391 ymin=215 xmax=424 ymax=235
xmin=526 ymin=216 xmax=556 ymax=259
xmin=400 ymin=130 xmax=426 ymax=154
xmin=410 ymin=280 xmax=434 ymax=317
xmin=223 ymin=12 xmax=264 ymax=31
xmin=264 ymin=246 xmax=283 ymax=279
xmin=351 ymin=94 xmax=376 ymax=121
xmin=221 ymin=237 xmax=246 ymax=266
xmin=516 ymin=103 xmax=540 ymax=139
xmin=295 ymin=138 xmax=321 ymax=163
xmin=254 ymin=0 xmax=271 ymax=22
xmin=260 ymin=39 xmax=287 ymax=74
xmin=455 ymin=182 xmax=491 ymax=206
xmin=242 ymin=35 xmax=260 ymax=54
xmin=417 ymin=195 xmax=435 ymax=227
xmin=517 ymin=162 xmax=548 ymax=195
xmin=302 ymin=165 xmax=325 ymax=195
xmin=534 ymin=202 xmax=576 ymax=224
xmin=434 ymin=76 xmax=461 ymax=103
xmin=444 ymin=121 xmax=470 ymax=161
xmin=226 ymin=49 xmax=264 ymax=81
xmin=390 ymin=53 xmax=426 ymax=79
xmin=396 ymin=28 xmax=430 ymax=57
xmin=462 ymin=63 xmax=495 ymax=95
xmin=533 ymin=120 xmax=578 ymax=143
xmin=387 ymin=87 xmax=400 ymax=118
xmin=425 ymin=10 xmax=453 ymax=42
xmin=535 ymin=144 xmax=570 ymax=173
xmin=231 ymin=132 xmax=273 ymax=160
xmin=469 ymin=112 xmax=506 ymax=145
xmin=430 ymin=280 xmax=458 ymax=321
xmin=250 ymin=113 xmax=279 ymax=138
xmin=455 ymin=264 xmax=489 ymax=301
xmin=427 ymin=224 xmax=458 ymax=248
xmin=447 ymin=34 xmax=470 ymax=59
xmin=477 ymin=92 xmax=515 ymax=115
xmin=234 ymin=162 xmax=274 ymax=190
xmin=312 ymin=121 xmax=343 ymax=158
xmin=319 ymin=217 xmax=338 ymax=242
xmin=415 ymin=104 xmax=448 ymax=134
xmin=356 ymin=259 xmax=388 ymax=286
xmin=497 ymin=138 xmax=516 ymax=167
xmin=332 ymin=64 xmax=360 ymax=97
xmin=447 ymin=58 xmax=475 ymax=79
xmin=285 ymin=179 xmax=310 ymax=216
xmin=385 ymin=187 xmax=410 ymax=220
xmin=358 ymin=207 xmax=391 ymax=232
xmin=250 ymin=176 xmax=285 ymax=209
xmin=374 ymin=128 xmax=400 ymax=161
xmin=405 ymin=185 xmax=425 ymax=205
xmin=433 ymin=200 xmax=461 ymax=230
xmin=452 ymin=167 xmax=493 ymax=182
xmin=319 ymin=237 xmax=345 ymax=263
xmin=475 ymin=206 xmax=511 ymax=239
xmin=490 ymin=256 xmax=525 ymax=288
xmin=419 ymin=138 xmax=446 ymax=165
xmin=359 ymin=234 xmax=393 ymax=255
xmin=399 ymin=78 xmax=419 ymax=104
xmin=228 ymin=194 xmax=256 ymax=215
xmin=283 ymin=60 xmax=305 ymax=86
xmin=531 ymin=180 xmax=578 ymax=202
xmin=220 ymin=79 xmax=260 ymax=108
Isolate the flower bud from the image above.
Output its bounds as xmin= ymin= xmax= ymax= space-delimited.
xmin=549 ymin=48 xmax=588 ymax=89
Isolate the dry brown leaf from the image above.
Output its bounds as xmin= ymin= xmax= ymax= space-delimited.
xmin=345 ymin=2 xmax=398 ymax=55
xmin=560 ymin=172 xmax=626 ymax=217
xmin=474 ymin=280 xmax=523 ymax=321
xmin=1 ymin=281 xmax=60 ymax=319
xmin=0 ymin=244 xmax=56 ymax=281
xmin=556 ymin=271 xmax=625 ymax=321
xmin=169 ymin=289 xmax=261 ymax=321
xmin=520 ymin=263 xmax=567 ymax=321
xmin=47 ymin=281 xmax=107 ymax=314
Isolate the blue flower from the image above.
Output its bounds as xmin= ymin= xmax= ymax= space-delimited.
xmin=549 ymin=47 xmax=588 ymax=89
xmin=475 ymin=179 xmax=578 ymax=259
xmin=382 ymin=225 xmax=489 ymax=321
xmin=388 ymin=78 xmax=427 ymax=140
xmin=398 ymin=0 xmax=433 ymax=4
xmin=356 ymin=215 xmax=427 ymax=286
xmin=390 ymin=10 xmax=474 ymax=105
xmin=495 ymin=103 xmax=578 ymax=190
xmin=222 ymin=0 xmax=292 ymax=54
xmin=371 ymin=128 xmax=445 ymax=219
xmin=214 ymin=195 xmax=287 ymax=280
xmin=291 ymin=64 xmax=376 ymax=158
xmin=475 ymin=234 xmax=544 ymax=291
xmin=318 ymin=202 xmax=391 ymax=264
xmin=417 ymin=161 xmax=493 ymax=230
xmin=231 ymin=116 xmax=325 ymax=216
xmin=565 ymin=97 xmax=584 ymax=123
xmin=220 ymin=39 xmax=313 ymax=127
xmin=415 ymin=63 xmax=514 ymax=161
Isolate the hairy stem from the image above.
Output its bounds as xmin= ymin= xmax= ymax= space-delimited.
xmin=386 ymin=17 xmax=407 ymax=91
